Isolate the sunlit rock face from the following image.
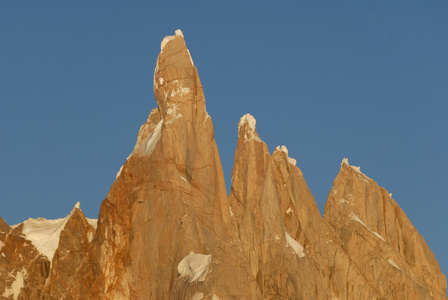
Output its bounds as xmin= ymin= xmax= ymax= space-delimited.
xmin=228 ymin=113 xmax=331 ymax=299
xmin=0 ymin=31 xmax=445 ymax=300
xmin=323 ymin=159 xmax=447 ymax=299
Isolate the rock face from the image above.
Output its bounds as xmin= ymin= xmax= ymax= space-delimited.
xmin=88 ymin=28 xmax=259 ymax=300
xmin=323 ymin=159 xmax=447 ymax=299
xmin=228 ymin=115 xmax=331 ymax=299
xmin=1 ymin=30 xmax=446 ymax=299
xmin=0 ymin=203 xmax=97 ymax=300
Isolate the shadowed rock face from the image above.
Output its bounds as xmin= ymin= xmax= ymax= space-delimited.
xmin=0 ymin=31 xmax=446 ymax=300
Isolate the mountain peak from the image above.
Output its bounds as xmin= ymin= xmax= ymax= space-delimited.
xmin=274 ymin=145 xmax=297 ymax=166
xmin=160 ymin=29 xmax=184 ymax=52
xmin=153 ymin=30 xmax=205 ymax=126
xmin=238 ymin=113 xmax=262 ymax=143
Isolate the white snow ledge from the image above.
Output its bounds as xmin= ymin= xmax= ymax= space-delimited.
xmin=285 ymin=231 xmax=305 ymax=258
xmin=276 ymin=145 xmax=297 ymax=166
xmin=350 ymin=212 xmax=386 ymax=242
xmin=15 ymin=202 xmax=97 ymax=262
xmin=177 ymin=253 xmax=212 ymax=282
xmin=341 ymin=158 xmax=372 ymax=181
xmin=238 ymin=113 xmax=257 ymax=133
xmin=238 ymin=113 xmax=262 ymax=143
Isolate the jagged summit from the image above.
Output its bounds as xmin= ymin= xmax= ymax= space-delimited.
xmin=275 ymin=145 xmax=297 ymax=166
xmin=1 ymin=30 xmax=445 ymax=300
xmin=160 ymin=29 xmax=185 ymax=52
xmin=8 ymin=202 xmax=96 ymax=261
xmin=238 ymin=113 xmax=262 ymax=143
xmin=153 ymin=29 xmax=207 ymax=129
xmin=238 ymin=113 xmax=257 ymax=132
xmin=340 ymin=157 xmax=373 ymax=182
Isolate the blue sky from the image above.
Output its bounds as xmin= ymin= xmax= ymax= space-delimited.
xmin=1 ymin=2 xmax=447 ymax=276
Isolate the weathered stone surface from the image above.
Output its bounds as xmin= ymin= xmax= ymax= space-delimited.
xmin=43 ymin=207 xmax=97 ymax=299
xmin=228 ymin=114 xmax=331 ymax=299
xmin=0 ymin=220 xmax=50 ymax=300
xmin=324 ymin=159 xmax=447 ymax=299
xmin=87 ymin=30 xmax=259 ymax=299
xmin=271 ymin=147 xmax=377 ymax=299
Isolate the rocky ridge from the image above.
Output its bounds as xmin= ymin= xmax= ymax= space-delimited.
xmin=1 ymin=30 xmax=446 ymax=299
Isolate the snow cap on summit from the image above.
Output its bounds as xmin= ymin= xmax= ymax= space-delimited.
xmin=238 ymin=113 xmax=263 ymax=143
xmin=175 ymin=29 xmax=184 ymax=37
xmin=276 ymin=145 xmax=289 ymax=156
xmin=275 ymin=145 xmax=297 ymax=166
xmin=238 ymin=113 xmax=256 ymax=132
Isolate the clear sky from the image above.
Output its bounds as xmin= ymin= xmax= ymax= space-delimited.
xmin=1 ymin=2 xmax=447 ymax=277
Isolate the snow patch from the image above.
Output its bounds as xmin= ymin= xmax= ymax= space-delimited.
xmin=340 ymin=158 xmax=372 ymax=181
xmin=166 ymin=104 xmax=179 ymax=115
xmin=177 ymin=253 xmax=212 ymax=282
xmin=169 ymin=80 xmax=191 ymax=98
xmin=187 ymin=49 xmax=194 ymax=66
xmin=286 ymin=207 xmax=293 ymax=214
xmin=116 ymin=165 xmax=124 ymax=179
xmin=238 ymin=114 xmax=262 ymax=143
xmin=212 ymin=295 xmax=221 ymax=300
xmin=153 ymin=60 xmax=159 ymax=90
xmin=131 ymin=120 xmax=163 ymax=157
xmin=161 ymin=29 xmax=184 ymax=53
xmin=287 ymin=157 xmax=297 ymax=166
xmin=20 ymin=213 xmax=73 ymax=261
xmin=17 ymin=202 xmax=96 ymax=261
xmin=278 ymin=145 xmax=289 ymax=155
xmin=87 ymin=231 xmax=94 ymax=243
xmin=238 ymin=113 xmax=256 ymax=132
xmin=350 ymin=212 xmax=386 ymax=242
xmin=387 ymin=258 xmax=402 ymax=271
xmin=141 ymin=120 xmax=163 ymax=155
xmin=275 ymin=145 xmax=297 ymax=166
xmin=338 ymin=198 xmax=350 ymax=205
xmin=175 ymin=29 xmax=184 ymax=37
xmin=192 ymin=293 xmax=203 ymax=300
xmin=166 ymin=108 xmax=183 ymax=124
xmin=86 ymin=218 xmax=98 ymax=229
xmin=170 ymin=89 xmax=189 ymax=99
xmin=285 ymin=231 xmax=305 ymax=258
xmin=0 ymin=240 xmax=4 ymax=250
xmin=161 ymin=35 xmax=175 ymax=52
xmin=3 ymin=270 xmax=25 ymax=300
xmin=229 ymin=206 xmax=234 ymax=217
